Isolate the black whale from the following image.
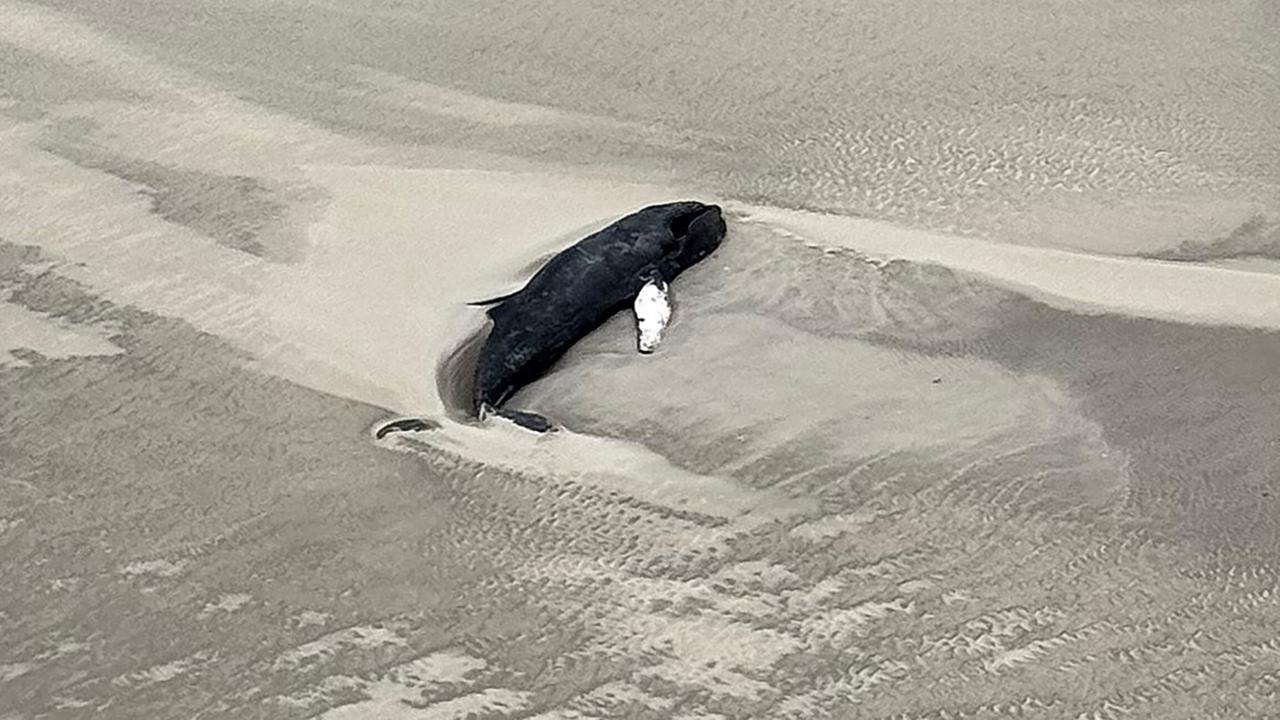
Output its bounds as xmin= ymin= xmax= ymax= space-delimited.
xmin=468 ymin=201 xmax=726 ymax=431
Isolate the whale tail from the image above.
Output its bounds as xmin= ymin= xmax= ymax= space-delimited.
xmin=478 ymin=403 xmax=555 ymax=433
xmin=373 ymin=417 xmax=441 ymax=440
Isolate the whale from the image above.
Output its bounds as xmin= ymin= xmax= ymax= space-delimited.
xmin=372 ymin=201 xmax=725 ymax=439
xmin=467 ymin=201 xmax=725 ymax=432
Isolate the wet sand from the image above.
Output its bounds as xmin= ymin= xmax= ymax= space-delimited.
xmin=3 ymin=0 xmax=1280 ymax=717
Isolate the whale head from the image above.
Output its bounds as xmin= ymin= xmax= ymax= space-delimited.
xmin=619 ymin=201 xmax=726 ymax=281
xmin=659 ymin=202 xmax=726 ymax=280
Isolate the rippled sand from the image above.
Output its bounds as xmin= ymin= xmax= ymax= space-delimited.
xmin=3 ymin=1 xmax=1280 ymax=717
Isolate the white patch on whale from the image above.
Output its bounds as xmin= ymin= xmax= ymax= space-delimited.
xmin=633 ymin=278 xmax=671 ymax=354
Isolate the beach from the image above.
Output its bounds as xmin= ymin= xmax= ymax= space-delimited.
xmin=3 ymin=0 xmax=1280 ymax=717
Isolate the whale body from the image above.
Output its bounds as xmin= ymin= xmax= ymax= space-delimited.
xmin=468 ymin=201 xmax=725 ymax=431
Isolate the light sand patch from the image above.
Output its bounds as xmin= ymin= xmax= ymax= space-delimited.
xmin=898 ymin=579 xmax=933 ymax=594
xmin=0 ymin=663 xmax=33 ymax=682
xmin=387 ymin=419 xmax=815 ymax=524
xmin=988 ymin=195 xmax=1272 ymax=258
xmin=708 ymin=560 xmax=802 ymax=591
xmin=321 ymin=687 xmax=531 ymax=720
xmin=110 ymin=651 xmax=212 ymax=688
xmin=0 ymin=297 xmax=121 ymax=366
xmin=0 ymin=638 xmax=88 ymax=687
xmin=274 ymin=651 xmax=488 ymax=714
xmin=789 ymin=508 xmax=880 ymax=541
xmin=119 ymin=558 xmax=186 ymax=578
xmin=293 ymin=610 xmax=333 ymax=628
xmin=517 ymin=558 xmax=731 ymax=618
xmin=983 ymin=634 xmax=1079 ymax=674
xmin=570 ymin=681 xmax=675 ymax=714
xmin=355 ymin=67 xmax=649 ymax=132
xmin=799 ymin=598 xmax=914 ymax=648
xmin=273 ymin=624 xmax=409 ymax=671
xmin=514 ymin=558 xmax=803 ymax=701
xmin=385 ymin=652 xmax=487 ymax=687
xmin=1205 ymin=256 xmax=1280 ymax=275
xmin=783 ymin=577 xmax=849 ymax=614
xmin=198 ymin=593 xmax=252 ymax=618
xmin=772 ymin=658 xmax=912 ymax=716
xmin=272 ymin=674 xmax=364 ymax=709
xmin=742 ymin=204 xmax=1280 ymax=329
xmin=51 ymin=640 xmax=89 ymax=658
xmin=630 ymin=614 xmax=798 ymax=700
xmin=902 ymin=605 xmax=1075 ymax=664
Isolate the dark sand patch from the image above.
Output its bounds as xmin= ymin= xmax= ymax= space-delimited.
xmin=973 ymin=305 xmax=1280 ymax=554
xmin=41 ymin=122 xmax=299 ymax=260
xmin=0 ymin=265 xmax=548 ymax=716
xmin=0 ymin=40 xmax=139 ymax=121
xmin=1142 ymin=213 xmax=1280 ymax=264
xmin=0 ymin=240 xmax=43 ymax=271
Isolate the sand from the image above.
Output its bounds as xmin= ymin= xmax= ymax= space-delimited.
xmin=3 ymin=0 xmax=1280 ymax=717
xmin=741 ymin=204 xmax=1280 ymax=329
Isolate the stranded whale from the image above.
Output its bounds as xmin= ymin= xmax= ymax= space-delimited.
xmin=470 ymin=201 xmax=724 ymax=431
xmin=374 ymin=201 xmax=725 ymax=438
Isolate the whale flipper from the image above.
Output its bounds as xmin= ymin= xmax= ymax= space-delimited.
xmin=467 ymin=289 xmax=522 ymax=307
xmin=633 ymin=278 xmax=672 ymax=354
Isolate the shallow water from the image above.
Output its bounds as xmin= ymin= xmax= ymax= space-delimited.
xmin=3 ymin=0 xmax=1280 ymax=717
